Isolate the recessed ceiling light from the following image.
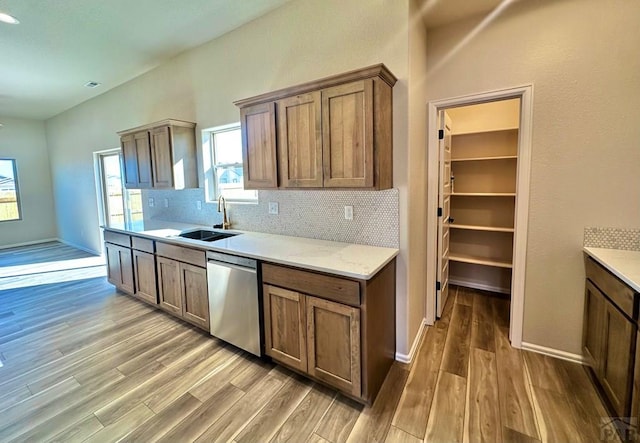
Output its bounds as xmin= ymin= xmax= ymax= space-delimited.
xmin=0 ymin=12 xmax=19 ymax=24
xmin=85 ymin=81 xmax=101 ymax=88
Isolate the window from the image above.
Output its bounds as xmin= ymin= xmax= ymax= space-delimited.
xmin=0 ymin=159 xmax=21 ymax=222
xmin=204 ymin=124 xmax=257 ymax=203
xmin=97 ymin=150 xmax=143 ymax=229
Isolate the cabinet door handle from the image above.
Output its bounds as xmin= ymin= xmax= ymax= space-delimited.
xmin=448 ymin=217 xmax=455 ymax=223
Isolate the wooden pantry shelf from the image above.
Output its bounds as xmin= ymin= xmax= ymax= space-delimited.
xmin=449 ymin=224 xmax=514 ymax=233
xmin=452 ymin=155 xmax=517 ymax=162
xmin=449 ymin=253 xmax=513 ymax=269
xmin=452 ymin=192 xmax=516 ymax=197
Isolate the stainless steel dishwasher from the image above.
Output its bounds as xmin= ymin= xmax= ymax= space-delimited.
xmin=206 ymin=251 xmax=261 ymax=356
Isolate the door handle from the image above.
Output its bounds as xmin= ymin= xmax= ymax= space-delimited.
xmin=448 ymin=217 xmax=455 ymax=223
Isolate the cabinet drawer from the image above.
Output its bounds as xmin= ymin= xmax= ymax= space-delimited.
xmin=156 ymin=242 xmax=206 ymax=268
xmin=104 ymin=230 xmax=131 ymax=248
xmin=585 ymin=256 xmax=635 ymax=318
xmin=262 ymin=263 xmax=360 ymax=307
xmin=132 ymin=236 xmax=154 ymax=253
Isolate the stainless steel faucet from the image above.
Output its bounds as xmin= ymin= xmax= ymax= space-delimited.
xmin=217 ymin=195 xmax=230 ymax=230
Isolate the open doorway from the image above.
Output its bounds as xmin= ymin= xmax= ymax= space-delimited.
xmin=427 ymin=86 xmax=533 ymax=347
xmin=95 ymin=149 xmax=143 ymax=230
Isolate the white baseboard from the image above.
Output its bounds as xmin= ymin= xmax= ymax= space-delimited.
xmin=395 ymin=318 xmax=427 ymax=364
xmin=521 ymin=341 xmax=585 ymax=365
xmin=450 ymin=278 xmax=510 ymax=294
xmin=57 ymin=238 xmax=102 ymax=256
xmin=0 ymin=238 xmax=58 ymax=250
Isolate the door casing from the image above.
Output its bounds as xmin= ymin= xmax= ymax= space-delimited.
xmin=426 ymin=85 xmax=533 ymax=348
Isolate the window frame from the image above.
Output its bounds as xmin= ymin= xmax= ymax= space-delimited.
xmin=0 ymin=158 xmax=22 ymax=222
xmin=203 ymin=123 xmax=258 ymax=204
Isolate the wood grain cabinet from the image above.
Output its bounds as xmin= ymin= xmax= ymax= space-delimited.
xmin=118 ymin=119 xmax=197 ymax=190
xmin=156 ymin=243 xmax=209 ymax=331
xmin=262 ymin=259 xmax=395 ymax=404
xmin=240 ymin=102 xmax=278 ymax=188
xmin=104 ymin=231 xmax=134 ymax=294
xmin=235 ymin=64 xmax=396 ymax=190
xmin=131 ymin=236 xmax=157 ymax=305
xmin=583 ymin=255 xmax=637 ymax=419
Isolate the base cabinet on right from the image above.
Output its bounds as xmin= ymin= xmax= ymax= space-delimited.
xmin=583 ymin=255 xmax=638 ymax=427
xmin=262 ymin=258 xmax=395 ymax=404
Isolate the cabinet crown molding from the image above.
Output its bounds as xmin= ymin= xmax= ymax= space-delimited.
xmin=117 ymin=119 xmax=196 ymax=136
xmin=233 ymin=63 xmax=397 ymax=108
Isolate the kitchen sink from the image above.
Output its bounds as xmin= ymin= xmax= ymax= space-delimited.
xmin=177 ymin=229 xmax=238 ymax=242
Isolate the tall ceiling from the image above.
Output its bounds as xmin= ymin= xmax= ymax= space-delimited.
xmin=0 ymin=0 xmax=505 ymax=121
xmin=0 ymin=0 xmax=293 ymax=120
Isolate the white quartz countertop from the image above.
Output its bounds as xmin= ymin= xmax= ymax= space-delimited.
xmin=583 ymin=247 xmax=640 ymax=293
xmin=104 ymin=220 xmax=399 ymax=280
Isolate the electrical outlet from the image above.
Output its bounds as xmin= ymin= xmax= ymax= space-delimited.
xmin=148 ymin=198 xmax=154 ymax=208
xmin=196 ymin=200 xmax=202 ymax=210
xmin=163 ymin=198 xmax=169 ymax=208
xmin=268 ymin=202 xmax=279 ymax=215
xmin=344 ymin=205 xmax=353 ymax=220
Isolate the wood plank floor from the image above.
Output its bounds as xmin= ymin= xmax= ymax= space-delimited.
xmin=0 ymin=243 xmax=617 ymax=442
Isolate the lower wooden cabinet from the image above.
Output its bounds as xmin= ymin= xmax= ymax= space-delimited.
xmin=157 ymin=256 xmax=209 ymax=331
xmin=263 ymin=284 xmax=307 ymax=372
xmin=306 ymin=296 xmax=361 ymax=398
xmin=133 ymin=250 xmax=157 ymax=305
xmin=583 ymin=257 xmax=637 ymax=419
xmin=262 ymin=258 xmax=395 ymax=404
xmin=105 ymin=242 xmax=134 ymax=294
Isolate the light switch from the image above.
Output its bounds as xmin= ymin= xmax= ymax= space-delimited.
xmin=196 ymin=200 xmax=202 ymax=210
xmin=268 ymin=202 xmax=279 ymax=215
xmin=164 ymin=198 xmax=169 ymax=208
xmin=148 ymin=198 xmax=154 ymax=208
xmin=344 ymin=205 xmax=353 ymax=220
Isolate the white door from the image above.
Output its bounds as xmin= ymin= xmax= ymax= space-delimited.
xmin=436 ymin=111 xmax=452 ymax=317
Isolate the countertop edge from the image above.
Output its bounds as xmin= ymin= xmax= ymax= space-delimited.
xmin=102 ymin=225 xmax=399 ymax=280
xmin=583 ymin=247 xmax=640 ymax=293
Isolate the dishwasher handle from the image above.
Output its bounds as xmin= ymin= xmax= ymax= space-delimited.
xmin=208 ymin=260 xmax=257 ymax=274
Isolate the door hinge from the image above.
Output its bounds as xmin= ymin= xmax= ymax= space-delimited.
xmin=436 ymin=281 xmax=441 ymax=291
xmin=438 ymin=129 xmax=444 ymax=140
xmin=437 ymin=207 xmax=443 ymax=217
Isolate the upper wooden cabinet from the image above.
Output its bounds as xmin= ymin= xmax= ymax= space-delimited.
xmin=234 ymin=64 xmax=396 ymax=190
xmin=118 ymin=119 xmax=197 ymax=190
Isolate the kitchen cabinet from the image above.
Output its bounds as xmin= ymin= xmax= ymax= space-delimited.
xmin=118 ymin=119 xmax=197 ymax=190
xmin=104 ymin=231 xmax=134 ymax=294
xmin=235 ymin=64 xmax=396 ymax=190
xmin=131 ymin=236 xmax=157 ymax=305
xmin=583 ymin=255 xmax=637 ymax=418
xmin=240 ymin=102 xmax=278 ymax=188
xmin=156 ymin=242 xmax=209 ymax=331
xmin=262 ymin=258 xmax=395 ymax=404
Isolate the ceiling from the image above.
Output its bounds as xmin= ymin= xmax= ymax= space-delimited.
xmin=0 ymin=0 xmax=293 ymax=120
xmin=0 ymin=0 xmax=505 ymax=121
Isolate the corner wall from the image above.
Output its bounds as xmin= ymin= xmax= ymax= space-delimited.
xmin=0 ymin=117 xmax=57 ymax=247
xmin=425 ymin=0 xmax=640 ymax=355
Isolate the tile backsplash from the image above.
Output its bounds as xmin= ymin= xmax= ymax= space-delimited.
xmin=584 ymin=227 xmax=640 ymax=251
xmin=142 ymin=188 xmax=399 ymax=249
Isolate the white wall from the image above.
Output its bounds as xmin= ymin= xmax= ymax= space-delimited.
xmin=405 ymin=0 xmax=430 ymax=358
xmin=0 ymin=117 xmax=57 ymax=247
xmin=426 ymin=0 xmax=640 ymax=354
xmin=45 ymin=0 xmax=416 ymax=355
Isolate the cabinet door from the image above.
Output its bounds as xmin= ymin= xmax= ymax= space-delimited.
xmin=133 ymin=250 xmax=157 ymax=305
xmin=180 ymin=263 xmax=209 ymax=331
xmin=306 ymin=296 xmax=361 ymax=397
xmin=134 ymin=131 xmax=153 ymax=188
xmin=121 ymin=134 xmax=139 ymax=188
xmin=277 ymin=91 xmax=323 ymax=188
xmin=150 ymin=126 xmax=174 ymax=188
xmin=105 ymin=243 xmax=134 ymax=294
xmin=156 ymin=256 xmax=182 ymax=316
xmin=240 ymin=102 xmax=278 ymax=189
xmin=583 ymin=280 xmax=605 ymax=374
xmin=601 ymin=297 xmax=635 ymax=417
xmin=632 ymin=330 xmax=640 ymax=430
xmin=322 ymin=79 xmax=373 ymax=188
xmin=263 ymin=285 xmax=307 ymax=372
